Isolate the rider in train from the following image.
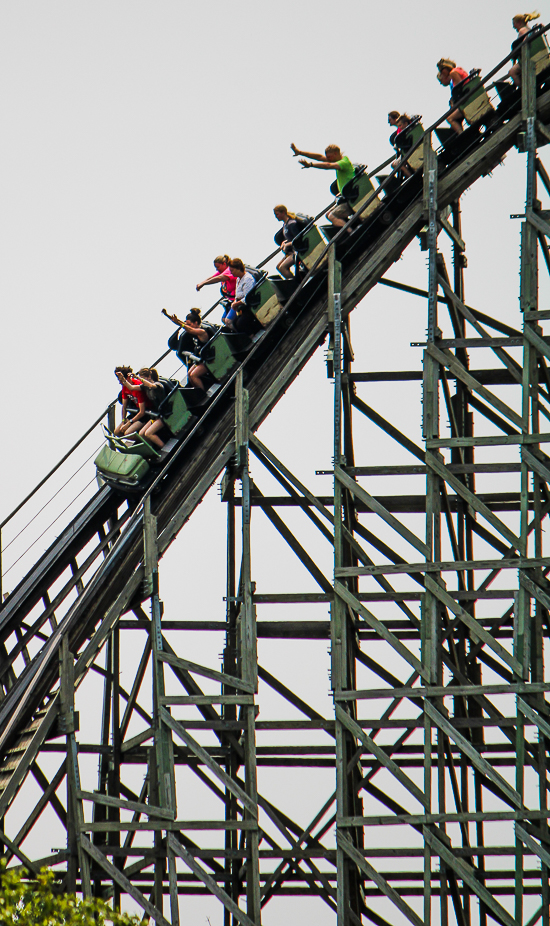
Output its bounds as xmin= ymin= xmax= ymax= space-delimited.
xmin=436 ymin=59 xmax=470 ymax=133
xmin=163 ymin=308 xmax=215 ymax=390
xmin=509 ymin=11 xmax=545 ymax=85
xmin=113 ymin=366 xmax=151 ymax=436
xmin=122 ymin=369 xmax=166 ymax=439
xmin=273 ymin=205 xmax=312 ymax=279
xmin=290 ymin=142 xmax=355 ymax=227
xmin=195 ymin=253 xmax=237 ymax=322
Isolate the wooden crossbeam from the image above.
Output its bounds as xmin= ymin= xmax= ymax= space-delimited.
xmin=427 ymin=343 xmax=524 ymax=430
xmin=423 ymin=575 xmax=523 ymax=676
xmin=337 ymin=832 xmax=424 ymax=926
xmin=426 ymin=452 xmax=522 ymax=550
xmin=334 ymin=582 xmax=429 ymax=681
xmin=168 ymin=834 xmax=258 ymax=926
xmin=423 ymin=701 xmax=522 ymax=808
xmin=336 ymin=705 xmax=426 ymax=807
xmin=335 ymin=467 xmax=428 ymax=557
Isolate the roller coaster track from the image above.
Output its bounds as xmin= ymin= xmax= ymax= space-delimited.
xmin=2 ymin=40 xmax=550 ymax=925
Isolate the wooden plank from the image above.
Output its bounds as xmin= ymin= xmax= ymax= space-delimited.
xmin=439 ymin=215 xmax=466 ymax=251
xmin=336 ymin=555 xmax=550 ymax=577
xmin=81 ymin=835 xmax=171 ymax=926
xmin=158 ymin=652 xmax=254 ymax=693
xmin=334 ymin=582 xmax=429 ymax=681
xmin=427 ymin=343 xmax=523 ymax=429
xmin=426 ymin=452 xmax=521 ymax=550
xmin=516 ymin=823 xmax=550 ymax=868
xmin=81 ymin=820 xmax=256 ymax=832
xmin=339 ymin=808 xmax=550 ymax=827
xmin=522 ymin=446 xmax=550 ymax=484
xmin=423 ymin=575 xmax=523 ymax=676
xmin=423 ymin=829 xmax=516 ymax=926
xmin=160 ymin=695 xmax=255 ymax=706
xmin=423 ymin=701 xmax=522 ymax=808
xmin=519 ymin=572 xmax=550 ymax=613
xmin=517 ymin=698 xmax=550 ymax=740
xmin=348 ymin=463 xmax=521 ymax=476
xmin=161 ymin=708 xmax=257 ymax=816
xmin=335 ymin=466 xmax=428 ymax=557
xmin=336 ymin=705 xmax=426 ymax=807
xmin=351 ymin=393 xmax=426 ymax=462
xmin=249 ymin=433 xmax=334 ymax=525
xmin=336 ymin=681 xmax=550 ymax=702
xmin=167 ymin=833 xmax=257 ymax=926
xmin=77 ymin=789 xmax=174 ymax=820
xmin=524 ymin=323 xmax=550 ymax=363
xmin=337 ymin=833 xmax=424 ymax=926
xmin=527 ymin=208 xmax=550 ymax=239
xmin=428 ymin=432 xmax=550 ymax=448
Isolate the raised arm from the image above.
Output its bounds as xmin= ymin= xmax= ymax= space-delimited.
xmin=299 ymin=159 xmax=337 ymax=171
xmin=196 ymin=271 xmax=232 ymax=291
xmin=291 ymin=143 xmax=327 ymax=162
xmin=162 ymin=308 xmax=185 ymax=327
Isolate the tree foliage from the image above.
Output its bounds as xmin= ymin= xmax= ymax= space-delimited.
xmin=0 ymin=861 xmax=141 ymax=926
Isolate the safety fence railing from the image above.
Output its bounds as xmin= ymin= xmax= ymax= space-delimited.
xmin=1 ymin=24 xmax=548 ymax=604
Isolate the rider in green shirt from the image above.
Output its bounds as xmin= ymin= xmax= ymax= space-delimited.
xmin=291 ymin=143 xmax=355 ymax=227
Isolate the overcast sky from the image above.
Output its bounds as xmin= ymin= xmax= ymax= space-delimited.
xmin=1 ymin=3 xmax=549 ymax=924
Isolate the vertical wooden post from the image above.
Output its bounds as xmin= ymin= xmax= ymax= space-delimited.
xmin=60 ymin=635 xmax=91 ymax=897
xmin=422 ymin=132 xmax=439 ymax=926
xmin=143 ymin=494 xmax=179 ymax=924
xmin=235 ymin=371 xmax=261 ymax=924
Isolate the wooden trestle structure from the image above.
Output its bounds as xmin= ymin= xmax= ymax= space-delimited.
xmin=3 ymin=46 xmax=550 ymax=926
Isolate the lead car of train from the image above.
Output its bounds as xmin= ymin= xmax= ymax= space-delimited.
xmin=95 ymin=33 xmax=550 ymax=493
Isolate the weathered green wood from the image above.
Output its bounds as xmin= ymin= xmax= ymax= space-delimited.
xmin=427 ymin=343 xmax=523 ymax=429
xmin=81 ymin=835 xmax=171 ymax=926
xmin=423 ymin=575 xmax=523 ymax=675
xmin=517 ymin=697 xmax=550 ymax=740
xmin=335 ymin=581 xmax=429 ymax=681
xmin=423 ymin=701 xmax=522 ymax=808
xmin=422 ymin=828 xmax=516 ymax=926
xmin=161 ymin=709 xmax=257 ymax=816
xmin=336 ymin=554 xmax=550 ymax=577
xmin=335 ymin=466 xmax=429 ymax=557
xmin=77 ymin=790 xmax=174 ymax=820
xmin=337 ymin=832 xmax=424 ymax=926
xmin=336 ymin=705 xmax=426 ymax=807
xmin=516 ymin=823 xmax=550 ymax=868
xmin=168 ymin=834 xmax=258 ymax=926
xmin=157 ymin=652 xmax=254 ymax=693
xmin=426 ymin=452 xmax=522 ymax=549
xmin=428 ymin=432 xmax=550 ymax=448
xmin=336 ymin=681 xmax=550 ymax=701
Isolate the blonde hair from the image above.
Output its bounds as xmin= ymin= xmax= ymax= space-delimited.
xmin=214 ymin=254 xmax=230 ymax=265
xmin=273 ymin=204 xmax=297 ymax=219
xmin=513 ymin=10 xmax=540 ymax=24
xmin=325 ymin=144 xmax=342 ymax=156
xmin=437 ymin=58 xmax=456 ymax=72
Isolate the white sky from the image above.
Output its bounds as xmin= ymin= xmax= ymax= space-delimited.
xmin=1 ymin=2 xmax=549 ymax=924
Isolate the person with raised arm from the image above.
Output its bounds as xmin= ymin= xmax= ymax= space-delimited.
xmin=290 ymin=142 xmax=355 ymax=228
xmin=162 ymin=308 xmax=213 ymax=390
xmin=436 ymin=58 xmax=470 ymax=134
xmin=113 ymin=366 xmax=150 ymax=436
xmin=195 ymin=255 xmax=236 ymax=300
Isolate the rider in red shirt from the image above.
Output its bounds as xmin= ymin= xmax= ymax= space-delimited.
xmin=113 ymin=366 xmax=151 ymax=436
xmin=437 ymin=59 xmax=470 ymax=134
